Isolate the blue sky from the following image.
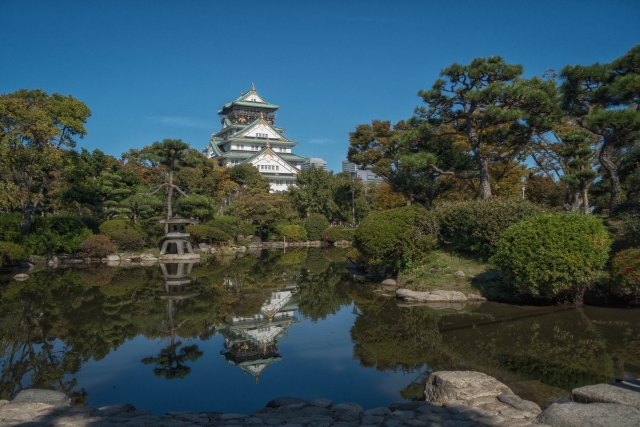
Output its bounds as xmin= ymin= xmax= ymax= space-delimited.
xmin=1 ymin=0 xmax=639 ymax=172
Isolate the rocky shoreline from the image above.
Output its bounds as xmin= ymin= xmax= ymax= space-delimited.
xmin=1 ymin=371 xmax=638 ymax=427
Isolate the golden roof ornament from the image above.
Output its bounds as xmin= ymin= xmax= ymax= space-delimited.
xmin=251 ymin=83 xmax=255 ymax=91
xmin=265 ymin=136 xmax=270 ymax=148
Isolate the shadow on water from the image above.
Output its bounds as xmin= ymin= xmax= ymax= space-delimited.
xmin=0 ymin=247 xmax=638 ymax=412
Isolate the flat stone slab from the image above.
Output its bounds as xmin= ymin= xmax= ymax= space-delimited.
xmin=538 ymin=402 xmax=640 ymax=427
xmin=11 ymin=389 xmax=70 ymax=406
xmin=425 ymin=371 xmax=512 ymax=403
xmin=396 ymin=289 xmax=468 ymax=303
xmin=266 ymin=397 xmax=308 ymax=408
xmin=571 ymin=383 xmax=640 ymax=410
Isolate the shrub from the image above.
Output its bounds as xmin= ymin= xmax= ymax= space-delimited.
xmin=187 ymin=224 xmax=231 ymax=243
xmin=322 ymin=226 xmax=355 ymax=243
xmin=0 ymin=241 xmax=28 ymax=268
xmin=22 ymin=216 xmax=92 ymax=255
xmin=611 ymin=248 xmax=640 ymax=297
xmin=491 ymin=213 xmax=612 ymax=302
xmin=354 ymin=205 xmax=439 ymax=272
xmin=99 ymin=219 xmax=148 ymax=238
xmin=435 ymin=199 xmax=545 ymax=259
xmin=282 ymin=225 xmax=308 ymax=242
xmin=304 ymin=214 xmax=329 ymax=241
xmin=0 ymin=213 xmax=22 ymax=243
xmin=81 ymin=235 xmax=115 ymax=258
xmin=109 ymin=229 xmax=146 ymax=251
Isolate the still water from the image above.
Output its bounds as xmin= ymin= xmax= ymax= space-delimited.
xmin=0 ymin=248 xmax=638 ymax=414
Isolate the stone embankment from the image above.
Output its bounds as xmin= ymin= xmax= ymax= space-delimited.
xmin=2 ymin=371 xmax=638 ymax=427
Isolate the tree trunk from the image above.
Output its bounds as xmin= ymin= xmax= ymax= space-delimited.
xmin=582 ymin=187 xmax=590 ymax=215
xmin=20 ymin=204 xmax=36 ymax=236
xmin=165 ymin=168 xmax=174 ymax=235
xmin=599 ymin=139 xmax=622 ymax=210
xmin=478 ymin=157 xmax=492 ymax=201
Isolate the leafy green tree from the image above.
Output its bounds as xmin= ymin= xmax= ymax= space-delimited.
xmin=228 ymin=163 xmax=270 ymax=193
xmin=415 ymin=56 xmax=560 ymax=200
xmin=0 ymin=89 xmax=91 ymax=234
xmin=289 ymin=167 xmax=339 ymax=219
xmin=560 ymin=45 xmax=640 ymax=210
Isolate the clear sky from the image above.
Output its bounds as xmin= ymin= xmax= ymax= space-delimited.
xmin=1 ymin=0 xmax=639 ymax=172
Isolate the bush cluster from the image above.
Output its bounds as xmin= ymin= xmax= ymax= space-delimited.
xmin=23 ymin=216 xmax=92 ymax=255
xmin=187 ymin=224 xmax=231 ymax=243
xmin=322 ymin=226 xmax=355 ymax=243
xmin=435 ymin=199 xmax=545 ymax=259
xmin=81 ymin=235 xmax=115 ymax=258
xmin=304 ymin=214 xmax=329 ymax=241
xmin=282 ymin=225 xmax=308 ymax=242
xmin=491 ymin=213 xmax=611 ymax=302
xmin=98 ymin=220 xmax=147 ymax=251
xmin=354 ymin=205 xmax=439 ymax=272
xmin=0 ymin=241 xmax=28 ymax=268
xmin=611 ymin=248 xmax=640 ymax=297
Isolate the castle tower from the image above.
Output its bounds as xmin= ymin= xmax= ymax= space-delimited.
xmin=206 ymin=84 xmax=308 ymax=192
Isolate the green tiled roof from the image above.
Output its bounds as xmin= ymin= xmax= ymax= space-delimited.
xmin=217 ymin=89 xmax=280 ymax=114
xmin=280 ymin=154 xmax=308 ymax=161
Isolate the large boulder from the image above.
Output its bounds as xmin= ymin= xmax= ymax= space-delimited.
xmin=537 ymin=402 xmax=640 ymax=427
xmin=572 ymin=383 xmax=640 ymax=410
xmin=424 ymin=371 xmax=512 ymax=403
xmin=12 ymin=389 xmax=70 ymax=406
xmin=396 ymin=289 xmax=468 ymax=303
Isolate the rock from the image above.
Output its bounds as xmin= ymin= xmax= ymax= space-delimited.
xmin=0 ymin=400 xmax=8 ymax=407
xmin=497 ymin=393 xmax=541 ymax=415
xmin=220 ymin=413 xmax=249 ymax=420
xmin=266 ymin=397 xmax=308 ymax=408
xmin=310 ymin=398 xmax=332 ymax=408
xmin=381 ymin=278 xmax=397 ymax=286
xmin=364 ymin=407 xmax=391 ymax=416
xmin=107 ymin=255 xmax=121 ymax=261
xmin=466 ymin=293 xmax=487 ymax=301
xmin=332 ymin=403 xmax=363 ymax=413
xmin=387 ymin=410 xmax=415 ymax=420
xmin=390 ymin=402 xmax=425 ymax=411
xmin=98 ymin=403 xmax=136 ymax=416
xmin=537 ymin=402 xmax=640 ymax=427
xmin=12 ymin=389 xmax=70 ymax=406
xmin=0 ymin=401 xmax=55 ymax=421
xmin=13 ymin=273 xmax=29 ymax=281
xmin=397 ymin=289 xmax=468 ymax=303
xmin=425 ymin=371 xmax=512 ymax=403
xmin=571 ymin=383 xmax=640 ymax=410
xmin=454 ymin=271 xmax=465 ymax=277
xmin=362 ymin=415 xmax=384 ymax=424
xmin=198 ymin=243 xmax=211 ymax=251
xmin=429 ymin=268 xmax=441 ymax=274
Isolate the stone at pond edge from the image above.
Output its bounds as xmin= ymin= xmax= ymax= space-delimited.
xmin=13 ymin=273 xmax=29 ymax=281
xmin=424 ymin=371 xmax=512 ymax=403
xmin=310 ymin=398 xmax=332 ymax=408
xmin=571 ymin=383 xmax=640 ymax=410
xmin=429 ymin=268 xmax=441 ymax=274
xmin=266 ymin=397 xmax=308 ymax=408
xmin=454 ymin=271 xmax=465 ymax=277
xmin=397 ymin=289 xmax=468 ymax=303
xmin=12 ymin=389 xmax=70 ymax=406
xmin=381 ymin=279 xmax=397 ymax=286
xmin=496 ymin=392 xmax=541 ymax=415
xmin=537 ymin=402 xmax=640 ymax=427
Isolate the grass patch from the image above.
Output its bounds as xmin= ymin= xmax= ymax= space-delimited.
xmin=397 ymin=249 xmax=502 ymax=295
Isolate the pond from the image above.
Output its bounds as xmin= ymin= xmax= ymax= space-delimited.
xmin=0 ymin=248 xmax=638 ymax=415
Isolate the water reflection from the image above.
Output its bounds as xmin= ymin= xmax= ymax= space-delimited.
xmin=0 ymin=249 xmax=638 ymax=412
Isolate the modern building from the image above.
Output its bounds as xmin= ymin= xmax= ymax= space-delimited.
xmin=341 ymin=160 xmax=384 ymax=183
xmin=206 ymin=84 xmax=308 ymax=192
xmin=301 ymin=157 xmax=327 ymax=171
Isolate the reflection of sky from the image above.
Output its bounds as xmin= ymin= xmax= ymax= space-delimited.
xmin=69 ymin=304 xmax=422 ymax=415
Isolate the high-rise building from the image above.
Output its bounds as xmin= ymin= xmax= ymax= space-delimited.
xmin=341 ymin=160 xmax=383 ymax=183
xmin=206 ymin=84 xmax=308 ymax=192
xmin=301 ymin=158 xmax=327 ymax=171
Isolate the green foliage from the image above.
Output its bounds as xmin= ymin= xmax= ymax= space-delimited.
xmin=354 ymin=205 xmax=439 ymax=272
xmin=109 ymin=229 xmax=146 ymax=251
xmin=187 ymin=224 xmax=231 ymax=243
xmin=281 ymin=225 xmax=307 ymax=242
xmin=0 ymin=213 xmax=22 ymax=243
xmin=436 ymin=199 xmax=545 ymax=259
xmin=304 ymin=214 xmax=329 ymax=241
xmin=491 ymin=213 xmax=612 ymax=300
xmin=22 ymin=216 xmax=92 ymax=255
xmin=81 ymin=235 xmax=115 ymax=258
xmin=0 ymin=241 xmax=28 ymax=267
xmin=611 ymin=248 xmax=640 ymax=297
xmin=228 ymin=164 xmax=270 ymax=193
xmin=322 ymin=226 xmax=355 ymax=243
xmin=99 ymin=219 xmax=148 ymax=238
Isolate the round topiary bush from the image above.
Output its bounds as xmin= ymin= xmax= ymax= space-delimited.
xmin=354 ymin=205 xmax=439 ymax=272
xmin=491 ymin=213 xmax=612 ymax=303
xmin=99 ymin=220 xmax=148 ymax=238
xmin=0 ymin=241 xmax=28 ymax=268
xmin=611 ymin=248 xmax=640 ymax=297
xmin=187 ymin=224 xmax=231 ymax=243
xmin=109 ymin=229 xmax=146 ymax=251
xmin=81 ymin=235 xmax=115 ymax=258
xmin=435 ymin=199 xmax=545 ymax=259
xmin=282 ymin=225 xmax=308 ymax=242
xmin=304 ymin=214 xmax=329 ymax=241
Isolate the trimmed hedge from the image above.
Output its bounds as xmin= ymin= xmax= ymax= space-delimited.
xmin=491 ymin=213 xmax=611 ymax=302
xmin=0 ymin=241 xmax=28 ymax=268
xmin=354 ymin=205 xmax=439 ymax=272
xmin=435 ymin=199 xmax=545 ymax=259
xmin=304 ymin=214 xmax=329 ymax=241
xmin=99 ymin=219 xmax=148 ymax=238
xmin=282 ymin=225 xmax=308 ymax=242
xmin=187 ymin=224 xmax=231 ymax=243
xmin=611 ymin=248 xmax=640 ymax=297
xmin=110 ymin=230 xmax=146 ymax=251
xmin=81 ymin=235 xmax=115 ymax=258
xmin=322 ymin=226 xmax=355 ymax=243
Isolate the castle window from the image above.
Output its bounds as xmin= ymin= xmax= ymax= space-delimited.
xmin=256 ymin=133 xmax=268 ymax=139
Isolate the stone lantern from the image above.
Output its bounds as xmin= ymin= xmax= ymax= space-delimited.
xmin=158 ymin=216 xmax=200 ymax=260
